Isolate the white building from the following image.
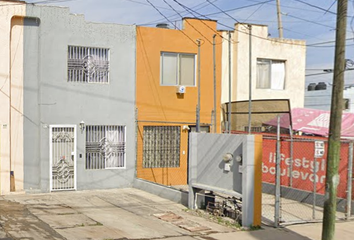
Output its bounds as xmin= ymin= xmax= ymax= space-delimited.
xmin=220 ymin=23 xmax=306 ymax=131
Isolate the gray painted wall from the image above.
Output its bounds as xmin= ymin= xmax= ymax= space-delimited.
xmin=189 ymin=133 xmax=243 ymax=193
xmin=305 ymin=85 xmax=354 ymax=113
xmin=23 ymin=5 xmax=136 ymax=192
xmin=188 ymin=133 xmax=258 ymax=227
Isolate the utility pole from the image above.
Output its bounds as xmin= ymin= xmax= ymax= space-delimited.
xmin=321 ymin=1 xmax=348 ymax=240
xmin=248 ymin=24 xmax=252 ymax=134
xmin=276 ymin=0 xmax=283 ymax=38
xmin=213 ymin=34 xmax=217 ymax=133
xmin=196 ymin=39 xmax=201 ymax=132
xmin=227 ymin=31 xmax=231 ymax=133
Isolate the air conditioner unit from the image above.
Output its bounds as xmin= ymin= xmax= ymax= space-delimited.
xmin=176 ymin=85 xmax=186 ymax=94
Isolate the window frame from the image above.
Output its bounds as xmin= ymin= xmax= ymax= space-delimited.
xmin=142 ymin=126 xmax=181 ymax=168
xmin=67 ymin=45 xmax=110 ymax=84
xmin=160 ymin=52 xmax=196 ymax=87
xmin=85 ymin=125 xmax=126 ymax=170
xmin=256 ymin=58 xmax=286 ymax=90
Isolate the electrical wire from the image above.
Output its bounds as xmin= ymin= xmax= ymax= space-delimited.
xmin=172 ymin=0 xmax=235 ymax=44
xmin=291 ymin=0 xmax=337 ymax=15
xmin=306 ymin=69 xmax=354 ymax=77
xmin=245 ymin=0 xmax=327 ymax=14
xmin=283 ymin=28 xmax=328 ymax=41
xmin=243 ymin=1 xmax=267 ymax=23
xmin=206 ymin=0 xmax=240 ymax=24
xmin=138 ymin=0 xmax=274 ymax=26
xmin=0 ymin=0 xmax=78 ymax=6
xmin=122 ymin=0 xmax=175 ymax=11
xmin=162 ymin=0 xmax=212 ymax=44
xmin=283 ymin=13 xmax=335 ymax=29
xmin=138 ymin=0 xmax=219 ymax=26
xmin=323 ymin=0 xmax=337 ymax=15
xmin=145 ymin=0 xmax=197 ymax=45
xmin=307 ymin=37 xmax=354 ymax=46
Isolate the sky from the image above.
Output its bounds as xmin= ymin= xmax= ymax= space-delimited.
xmin=25 ymin=0 xmax=354 ymax=85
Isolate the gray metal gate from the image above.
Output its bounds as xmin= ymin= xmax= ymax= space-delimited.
xmin=50 ymin=125 xmax=76 ymax=191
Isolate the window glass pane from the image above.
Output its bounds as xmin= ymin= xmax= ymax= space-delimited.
xmin=162 ymin=53 xmax=178 ymax=85
xmin=179 ymin=54 xmax=195 ymax=86
xmin=256 ymin=59 xmax=271 ymax=89
xmin=271 ymin=61 xmax=285 ymax=90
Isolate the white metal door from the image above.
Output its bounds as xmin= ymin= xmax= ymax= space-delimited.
xmin=50 ymin=125 xmax=76 ymax=191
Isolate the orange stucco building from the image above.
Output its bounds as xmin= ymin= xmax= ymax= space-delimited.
xmin=136 ymin=18 xmax=222 ymax=185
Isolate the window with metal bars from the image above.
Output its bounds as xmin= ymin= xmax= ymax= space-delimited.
xmin=143 ymin=126 xmax=180 ymax=168
xmin=67 ymin=46 xmax=110 ymax=83
xmin=85 ymin=125 xmax=125 ymax=169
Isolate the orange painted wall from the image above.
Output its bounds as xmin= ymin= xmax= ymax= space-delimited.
xmin=136 ymin=18 xmax=222 ymax=185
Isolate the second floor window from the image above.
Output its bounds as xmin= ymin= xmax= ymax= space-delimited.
xmin=257 ymin=59 xmax=285 ymax=90
xmin=68 ymin=46 xmax=110 ymax=83
xmin=161 ymin=52 xmax=196 ymax=86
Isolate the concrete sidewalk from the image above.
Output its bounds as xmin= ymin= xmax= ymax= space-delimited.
xmin=0 ymin=188 xmax=353 ymax=240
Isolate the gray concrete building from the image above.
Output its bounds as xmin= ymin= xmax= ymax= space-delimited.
xmin=305 ymin=82 xmax=354 ymax=113
xmin=0 ymin=1 xmax=136 ymax=193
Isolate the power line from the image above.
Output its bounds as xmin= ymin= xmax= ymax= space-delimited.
xmin=162 ymin=0 xmax=212 ymax=44
xmin=145 ymin=0 xmax=197 ymax=45
xmin=243 ymin=1 xmax=267 ymax=23
xmin=205 ymin=0 xmax=240 ymax=24
xmin=138 ymin=0 xmax=218 ymax=26
xmin=307 ymin=37 xmax=354 ymax=46
xmin=306 ymin=69 xmax=354 ymax=77
xmin=169 ymin=2 xmax=308 ymax=48
xmin=172 ymin=0 xmax=234 ymax=44
xmin=283 ymin=27 xmax=328 ymax=41
xmin=139 ymin=0 xmax=274 ymax=26
xmin=245 ymin=0 xmax=328 ymax=14
xmin=291 ymin=0 xmax=337 ymax=15
xmin=283 ymin=13 xmax=335 ymax=29
xmin=206 ymin=0 xmax=275 ymax=17
xmin=122 ymin=0 xmax=175 ymax=11
xmin=323 ymin=0 xmax=337 ymax=15
xmin=0 ymin=0 xmax=78 ymax=7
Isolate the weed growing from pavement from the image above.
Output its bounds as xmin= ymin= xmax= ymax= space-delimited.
xmin=183 ymin=208 xmax=251 ymax=230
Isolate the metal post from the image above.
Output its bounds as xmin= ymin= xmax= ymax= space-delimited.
xmin=228 ymin=31 xmax=231 ymax=133
xmin=313 ymin=157 xmax=318 ymax=219
xmin=196 ymin=39 xmax=201 ymax=132
xmin=289 ymin=125 xmax=294 ymax=187
xmin=346 ymin=142 xmax=353 ymax=219
xmin=248 ymin=25 xmax=252 ymax=134
xmin=275 ymin=115 xmax=281 ymax=227
xmin=213 ymin=34 xmax=217 ymax=133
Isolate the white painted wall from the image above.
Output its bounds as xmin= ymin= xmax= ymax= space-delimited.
xmin=0 ymin=1 xmax=26 ymax=194
xmin=220 ymin=24 xmax=306 ymax=109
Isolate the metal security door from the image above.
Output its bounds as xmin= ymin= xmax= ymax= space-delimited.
xmin=50 ymin=125 xmax=76 ymax=191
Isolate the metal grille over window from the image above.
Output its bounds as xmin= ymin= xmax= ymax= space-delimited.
xmin=68 ymin=46 xmax=109 ymax=83
xmin=143 ymin=126 xmax=181 ymax=168
xmin=86 ymin=125 xmax=125 ymax=169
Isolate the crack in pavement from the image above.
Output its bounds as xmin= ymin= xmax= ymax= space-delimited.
xmin=0 ymin=200 xmax=65 ymax=240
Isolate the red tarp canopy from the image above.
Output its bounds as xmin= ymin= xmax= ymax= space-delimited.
xmin=265 ymin=108 xmax=354 ymax=138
